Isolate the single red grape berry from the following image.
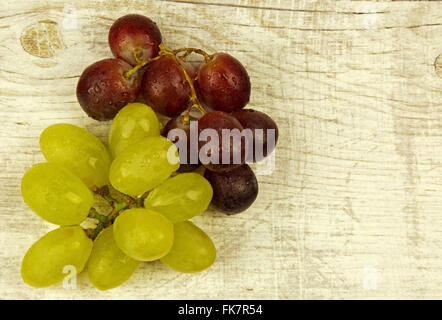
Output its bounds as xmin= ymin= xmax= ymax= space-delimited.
xmin=76 ymin=58 xmax=141 ymax=121
xmin=108 ymin=14 xmax=162 ymax=66
xmin=198 ymin=111 xmax=246 ymax=172
xmin=196 ymin=53 xmax=251 ymax=112
xmin=141 ymin=55 xmax=195 ymax=117
xmin=204 ymin=164 xmax=258 ymax=215
xmin=231 ymin=109 xmax=279 ymax=162
xmin=163 ymin=114 xmax=201 ymax=172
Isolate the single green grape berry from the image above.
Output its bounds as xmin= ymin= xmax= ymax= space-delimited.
xmin=21 ymin=163 xmax=94 ymax=226
xmin=108 ymin=103 xmax=161 ymax=158
xmin=161 ymin=221 xmax=216 ymax=273
xmin=144 ymin=173 xmax=213 ymax=223
xmin=40 ymin=123 xmax=111 ymax=189
xmin=113 ymin=208 xmax=174 ymax=261
xmin=87 ymin=227 xmax=139 ymax=291
xmin=109 ymin=136 xmax=180 ymax=197
xmin=21 ymin=226 xmax=92 ymax=288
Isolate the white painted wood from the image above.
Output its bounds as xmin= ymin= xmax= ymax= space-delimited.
xmin=1 ymin=0 xmax=442 ymax=299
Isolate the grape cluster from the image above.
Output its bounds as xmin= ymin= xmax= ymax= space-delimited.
xmin=20 ymin=14 xmax=279 ymax=291
xmin=21 ymin=119 xmax=214 ymax=290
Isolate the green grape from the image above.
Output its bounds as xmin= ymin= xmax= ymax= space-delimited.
xmin=21 ymin=163 xmax=94 ymax=226
xmin=108 ymin=103 xmax=160 ymax=158
xmin=40 ymin=123 xmax=111 ymax=188
xmin=144 ymin=173 xmax=213 ymax=223
xmin=113 ymin=208 xmax=174 ymax=261
xmin=161 ymin=221 xmax=216 ymax=273
xmin=21 ymin=226 xmax=92 ymax=288
xmin=87 ymin=227 xmax=139 ymax=291
xmin=109 ymin=136 xmax=180 ymax=197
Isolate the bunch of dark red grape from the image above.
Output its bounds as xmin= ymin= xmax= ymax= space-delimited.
xmin=77 ymin=14 xmax=279 ymax=215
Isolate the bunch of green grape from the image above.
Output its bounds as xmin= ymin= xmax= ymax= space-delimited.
xmin=20 ymin=103 xmax=216 ymax=290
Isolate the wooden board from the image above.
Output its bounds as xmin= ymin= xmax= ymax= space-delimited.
xmin=1 ymin=0 xmax=442 ymax=300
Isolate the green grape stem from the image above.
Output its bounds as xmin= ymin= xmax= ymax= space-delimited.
xmin=86 ymin=186 xmax=147 ymax=240
xmin=85 ymin=207 xmax=107 ymax=239
xmin=102 ymin=196 xmax=132 ymax=229
xmin=88 ymin=207 xmax=107 ymax=223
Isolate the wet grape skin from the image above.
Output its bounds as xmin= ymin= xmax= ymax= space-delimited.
xmin=204 ymin=164 xmax=258 ymax=214
xmin=108 ymin=14 xmax=162 ymax=66
xmin=76 ymin=58 xmax=141 ymax=121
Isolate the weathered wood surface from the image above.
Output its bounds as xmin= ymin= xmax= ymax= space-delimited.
xmin=1 ymin=0 xmax=442 ymax=300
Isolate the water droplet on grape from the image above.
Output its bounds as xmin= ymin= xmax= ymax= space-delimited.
xmin=94 ymin=83 xmax=102 ymax=94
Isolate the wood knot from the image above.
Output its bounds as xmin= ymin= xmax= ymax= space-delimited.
xmin=20 ymin=20 xmax=65 ymax=58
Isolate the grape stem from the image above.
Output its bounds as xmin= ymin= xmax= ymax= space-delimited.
xmin=132 ymin=48 xmax=145 ymax=64
xmin=172 ymin=47 xmax=212 ymax=63
xmin=86 ymin=186 xmax=146 ymax=240
xmin=102 ymin=195 xmax=132 ymax=227
xmin=124 ymin=43 xmax=210 ymax=125
xmin=124 ymin=46 xmax=212 ymax=80
xmin=159 ymin=43 xmax=207 ymax=125
xmin=123 ymin=55 xmax=162 ymax=79
xmin=85 ymin=207 xmax=107 ymax=239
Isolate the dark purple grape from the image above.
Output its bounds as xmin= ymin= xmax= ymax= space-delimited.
xmin=196 ymin=53 xmax=251 ymax=112
xmin=163 ymin=115 xmax=200 ymax=172
xmin=231 ymin=109 xmax=279 ymax=162
xmin=198 ymin=111 xmax=246 ymax=172
xmin=142 ymin=56 xmax=196 ymax=117
xmin=204 ymin=164 xmax=258 ymax=214
xmin=76 ymin=58 xmax=141 ymax=121
xmin=108 ymin=14 xmax=162 ymax=66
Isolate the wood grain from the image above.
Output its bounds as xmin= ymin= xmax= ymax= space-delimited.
xmin=1 ymin=0 xmax=441 ymax=299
